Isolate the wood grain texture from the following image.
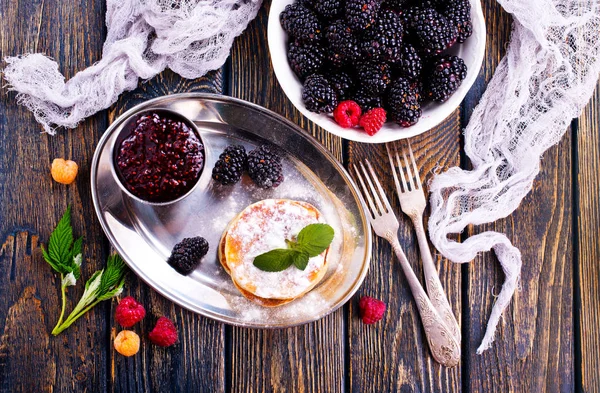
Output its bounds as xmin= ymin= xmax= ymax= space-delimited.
xmin=463 ymin=2 xmax=574 ymax=392
xmin=576 ymin=85 xmax=600 ymax=393
xmin=0 ymin=0 xmax=111 ymax=391
xmin=108 ymin=69 xmax=226 ymax=393
xmin=346 ymin=118 xmax=462 ymax=393
xmin=226 ymin=2 xmax=345 ymax=392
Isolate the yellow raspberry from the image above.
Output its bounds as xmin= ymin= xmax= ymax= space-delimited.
xmin=51 ymin=158 xmax=79 ymax=185
xmin=114 ymin=330 xmax=140 ymax=357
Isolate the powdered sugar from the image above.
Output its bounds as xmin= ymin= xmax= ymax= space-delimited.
xmin=226 ymin=199 xmax=326 ymax=299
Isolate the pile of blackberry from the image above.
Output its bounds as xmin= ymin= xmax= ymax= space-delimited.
xmin=281 ymin=0 xmax=472 ymax=130
xmin=211 ymin=144 xmax=284 ymax=189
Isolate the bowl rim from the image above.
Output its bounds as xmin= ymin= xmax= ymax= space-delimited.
xmin=109 ymin=107 xmax=209 ymax=206
xmin=267 ymin=0 xmax=487 ymax=143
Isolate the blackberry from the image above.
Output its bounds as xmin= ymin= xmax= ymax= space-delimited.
xmin=352 ymin=87 xmax=384 ymax=112
xmin=288 ymin=39 xmax=324 ymax=79
xmin=167 ymin=237 xmax=209 ymax=275
xmin=302 ymin=74 xmax=339 ymax=113
xmin=212 ymin=145 xmax=247 ymax=185
xmin=442 ymin=0 xmax=473 ymax=43
xmin=360 ymin=9 xmax=404 ymax=63
xmin=382 ymin=0 xmax=409 ymax=11
xmin=395 ymin=43 xmax=422 ymax=80
xmin=426 ymin=55 xmax=467 ymax=102
xmin=325 ymin=20 xmax=360 ymax=65
xmin=345 ymin=0 xmax=382 ymax=31
xmin=280 ymin=3 xmax=322 ymax=42
xmin=404 ymin=7 xmax=458 ymax=55
xmin=386 ymin=77 xmax=422 ymax=126
xmin=356 ymin=61 xmax=391 ymax=95
xmin=247 ymin=145 xmax=284 ymax=189
xmin=327 ymin=71 xmax=355 ymax=100
xmin=307 ymin=0 xmax=345 ymax=20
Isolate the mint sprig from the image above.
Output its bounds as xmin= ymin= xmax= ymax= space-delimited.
xmin=253 ymin=223 xmax=334 ymax=272
xmin=41 ymin=206 xmax=128 ymax=335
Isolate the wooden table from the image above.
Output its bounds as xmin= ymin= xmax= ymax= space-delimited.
xmin=0 ymin=1 xmax=598 ymax=392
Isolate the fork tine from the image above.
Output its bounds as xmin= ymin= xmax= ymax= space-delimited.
xmin=394 ymin=142 xmax=409 ymax=192
xmin=353 ymin=164 xmax=378 ymax=219
xmin=359 ymin=161 xmax=387 ymax=214
xmin=407 ymin=140 xmax=422 ymax=189
xmin=365 ymin=159 xmax=393 ymax=213
xmin=402 ymin=142 xmax=417 ymax=192
xmin=386 ymin=143 xmax=404 ymax=196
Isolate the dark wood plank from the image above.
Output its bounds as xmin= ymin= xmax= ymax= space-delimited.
xmin=464 ymin=1 xmax=573 ymax=391
xmin=227 ymin=2 xmax=345 ymax=392
xmin=0 ymin=0 xmax=111 ymax=391
xmin=346 ymin=120 xmax=462 ymax=393
xmin=576 ymin=84 xmax=600 ymax=393
xmin=108 ymin=69 xmax=226 ymax=393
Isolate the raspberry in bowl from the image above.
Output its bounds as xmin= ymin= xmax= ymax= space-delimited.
xmin=111 ymin=109 xmax=205 ymax=204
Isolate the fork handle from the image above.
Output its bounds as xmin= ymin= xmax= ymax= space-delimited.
xmin=385 ymin=232 xmax=461 ymax=367
xmin=412 ymin=215 xmax=462 ymax=342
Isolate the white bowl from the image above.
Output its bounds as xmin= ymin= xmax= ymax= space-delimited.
xmin=267 ymin=1 xmax=486 ymax=143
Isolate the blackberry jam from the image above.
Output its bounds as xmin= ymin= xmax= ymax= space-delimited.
xmin=114 ymin=111 xmax=204 ymax=203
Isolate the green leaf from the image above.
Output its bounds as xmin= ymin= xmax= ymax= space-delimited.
xmin=97 ymin=254 xmax=127 ymax=297
xmin=296 ymin=223 xmax=335 ymax=257
xmin=48 ymin=205 xmax=74 ymax=270
xmin=41 ymin=244 xmax=62 ymax=274
xmin=253 ymin=249 xmax=299 ymax=272
xmin=292 ymin=251 xmax=310 ymax=271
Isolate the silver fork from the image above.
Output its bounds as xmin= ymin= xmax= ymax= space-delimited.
xmin=386 ymin=141 xmax=461 ymax=342
xmin=353 ymin=160 xmax=460 ymax=367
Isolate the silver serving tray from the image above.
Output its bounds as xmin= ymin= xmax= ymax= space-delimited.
xmin=91 ymin=93 xmax=371 ymax=327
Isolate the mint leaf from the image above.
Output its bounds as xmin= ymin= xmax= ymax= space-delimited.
xmin=296 ymin=223 xmax=335 ymax=257
xmin=292 ymin=251 xmax=310 ymax=271
xmin=253 ymin=249 xmax=299 ymax=272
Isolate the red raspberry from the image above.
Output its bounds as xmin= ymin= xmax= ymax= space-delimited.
xmin=115 ymin=296 xmax=146 ymax=328
xmin=359 ymin=108 xmax=387 ymax=136
xmin=333 ymin=100 xmax=362 ymax=128
xmin=148 ymin=317 xmax=178 ymax=347
xmin=358 ymin=296 xmax=386 ymax=324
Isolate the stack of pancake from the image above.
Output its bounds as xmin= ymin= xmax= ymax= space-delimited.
xmin=218 ymin=199 xmax=330 ymax=307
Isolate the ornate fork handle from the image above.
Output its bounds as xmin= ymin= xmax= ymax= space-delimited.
xmin=412 ymin=216 xmax=461 ymax=341
xmin=385 ymin=231 xmax=461 ymax=367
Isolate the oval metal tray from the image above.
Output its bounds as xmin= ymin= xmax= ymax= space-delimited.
xmin=91 ymin=93 xmax=371 ymax=327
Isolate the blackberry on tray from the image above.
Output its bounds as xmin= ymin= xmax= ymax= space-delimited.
xmin=352 ymin=87 xmax=384 ymax=112
xmin=212 ymin=145 xmax=247 ymax=185
xmin=305 ymin=0 xmax=345 ymax=20
xmin=167 ymin=237 xmax=209 ymax=275
xmin=247 ymin=145 xmax=285 ymax=189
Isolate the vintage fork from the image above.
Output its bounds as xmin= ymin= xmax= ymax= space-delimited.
xmin=353 ymin=160 xmax=460 ymax=367
xmin=386 ymin=141 xmax=461 ymax=342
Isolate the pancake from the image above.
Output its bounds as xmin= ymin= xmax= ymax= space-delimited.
xmin=219 ymin=199 xmax=330 ymax=307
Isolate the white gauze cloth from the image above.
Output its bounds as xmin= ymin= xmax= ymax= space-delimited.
xmin=429 ymin=0 xmax=600 ymax=353
xmin=3 ymin=0 xmax=262 ymax=134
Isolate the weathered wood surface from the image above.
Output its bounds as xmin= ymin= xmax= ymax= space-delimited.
xmin=577 ymin=85 xmax=600 ymax=393
xmin=0 ymin=0 xmax=598 ymax=392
